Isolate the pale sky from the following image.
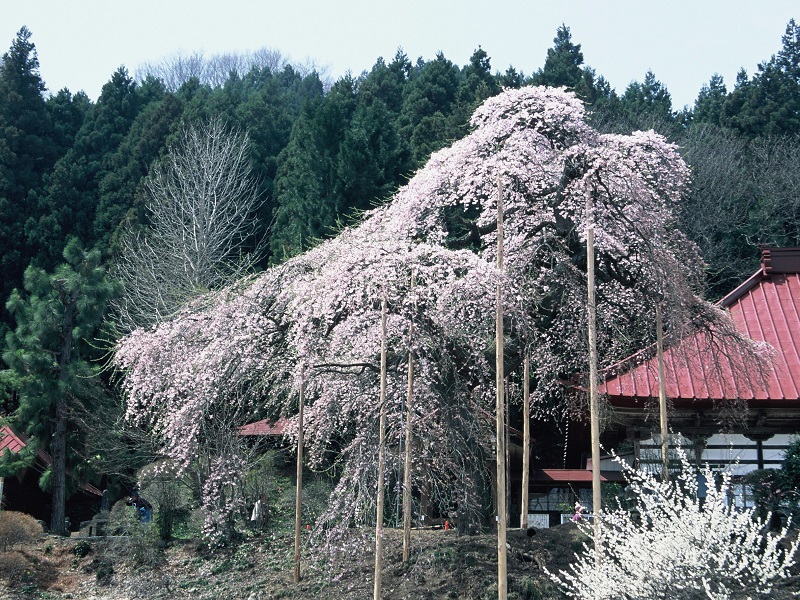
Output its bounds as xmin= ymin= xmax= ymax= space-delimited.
xmin=2 ymin=1 xmax=797 ymax=110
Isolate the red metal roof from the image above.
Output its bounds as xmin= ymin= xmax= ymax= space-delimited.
xmin=0 ymin=425 xmax=102 ymax=497
xmin=601 ymin=248 xmax=800 ymax=404
xmin=0 ymin=425 xmax=51 ymax=463
xmin=239 ymin=418 xmax=290 ymax=436
xmin=0 ymin=425 xmax=27 ymax=453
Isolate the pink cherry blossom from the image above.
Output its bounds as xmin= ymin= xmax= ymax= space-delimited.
xmin=115 ymin=86 xmax=730 ymax=535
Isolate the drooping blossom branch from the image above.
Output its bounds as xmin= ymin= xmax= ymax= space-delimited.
xmin=114 ymin=86 xmax=752 ymax=535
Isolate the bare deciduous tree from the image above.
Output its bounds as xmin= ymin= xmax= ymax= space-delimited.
xmin=137 ymin=48 xmax=331 ymax=90
xmin=110 ymin=118 xmax=264 ymax=334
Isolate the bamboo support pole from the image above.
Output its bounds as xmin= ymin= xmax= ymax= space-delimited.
xmin=520 ymin=356 xmax=530 ymax=530
xmin=402 ymin=275 xmax=415 ymax=563
xmin=586 ymin=189 xmax=602 ymax=563
xmin=656 ymin=305 xmax=669 ymax=481
xmin=293 ymin=367 xmax=305 ymax=584
xmin=374 ymin=297 xmax=388 ymax=600
xmin=505 ymin=376 xmax=510 ymax=527
xmin=496 ymin=174 xmax=507 ymax=600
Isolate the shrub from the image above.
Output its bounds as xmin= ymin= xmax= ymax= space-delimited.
xmin=0 ymin=550 xmax=30 ymax=581
xmin=549 ymin=450 xmax=800 ymax=599
xmin=105 ymin=499 xmax=164 ymax=567
xmin=0 ymin=511 xmax=42 ymax=551
xmin=138 ymin=460 xmax=193 ymax=540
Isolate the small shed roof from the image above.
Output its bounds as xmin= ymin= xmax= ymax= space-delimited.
xmin=601 ymin=248 xmax=800 ymax=405
xmin=239 ymin=418 xmax=290 ymax=436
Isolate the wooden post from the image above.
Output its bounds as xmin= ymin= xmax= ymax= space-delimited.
xmin=294 ymin=367 xmax=305 ymax=584
xmin=505 ymin=376 xmax=510 ymax=527
xmin=496 ymin=174 xmax=508 ymax=600
xmin=656 ymin=305 xmax=669 ymax=481
xmin=0 ymin=477 xmax=4 ymax=511
xmin=585 ymin=188 xmax=602 ymax=561
xmin=402 ymin=275 xmax=415 ymax=563
xmin=374 ymin=296 xmax=388 ymax=600
xmin=520 ymin=356 xmax=530 ymax=530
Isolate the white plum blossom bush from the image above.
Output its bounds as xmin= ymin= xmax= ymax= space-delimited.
xmin=114 ymin=86 xmax=746 ymax=538
xmin=550 ymin=452 xmax=800 ymax=599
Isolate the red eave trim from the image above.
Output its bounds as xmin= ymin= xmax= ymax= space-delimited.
xmin=532 ymin=469 xmax=626 ymax=483
xmin=719 ymin=270 xmax=763 ymax=308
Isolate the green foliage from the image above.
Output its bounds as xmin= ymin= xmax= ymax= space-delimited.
xmin=780 ymin=437 xmax=800 ymax=492
xmin=620 ymin=70 xmax=673 ymax=125
xmin=693 ymin=73 xmax=727 ymax=126
xmin=31 ymin=69 xmax=155 ymax=270
xmin=72 ymin=539 xmax=91 ymax=557
xmin=4 ymin=239 xmax=117 ymax=431
xmin=399 ymin=53 xmax=461 ymax=165
xmin=0 ymin=444 xmax=34 ymax=478
xmin=94 ymin=88 xmax=183 ymax=254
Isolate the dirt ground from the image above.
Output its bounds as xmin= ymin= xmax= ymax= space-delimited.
xmin=1 ymin=524 xmax=800 ymax=599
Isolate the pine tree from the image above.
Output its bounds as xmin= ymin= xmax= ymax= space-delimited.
xmin=270 ymin=77 xmax=358 ymax=262
xmin=358 ymin=51 xmax=410 ymax=114
xmin=721 ymin=19 xmax=800 ymax=136
xmin=0 ymin=27 xmax=57 ymax=317
xmin=270 ymin=101 xmax=338 ymax=262
xmin=449 ymin=47 xmax=501 ymax=138
xmin=693 ymin=73 xmax=727 ymax=126
xmin=3 ymin=239 xmax=117 ymax=535
xmin=335 ymin=100 xmax=410 ymax=215
xmin=399 ymin=53 xmax=460 ymax=165
xmin=531 ymin=24 xmax=585 ymax=89
xmin=31 ymin=68 xmax=150 ymax=268
xmin=619 ymin=70 xmax=674 ymax=130
xmin=94 ymin=88 xmax=183 ymax=254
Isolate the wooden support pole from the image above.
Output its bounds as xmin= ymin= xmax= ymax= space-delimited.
xmin=656 ymin=305 xmax=669 ymax=481
xmin=374 ymin=296 xmax=388 ymax=600
xmin=402 ymin=275 xmax=415 ymax=563
xmin=585 ymin=188 xmax=602 ymax=562
xmin=520 ymin=356 xmax=530 ymax=530
xmin=496 ymin=174 xmax=508 ymax=600
xmin=293 ymin=367 xmax=305 ymax=584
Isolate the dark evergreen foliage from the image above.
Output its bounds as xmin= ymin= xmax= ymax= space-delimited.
xmin=0 ymin=27 xmax=58 ymax=316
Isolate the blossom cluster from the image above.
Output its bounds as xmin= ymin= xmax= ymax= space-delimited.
xmin=549 ymin=451 xmax=800 ymax=599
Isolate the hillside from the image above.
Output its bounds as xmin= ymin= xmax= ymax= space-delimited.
xmin=3 ymin=524 xmax=800 ymax=599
